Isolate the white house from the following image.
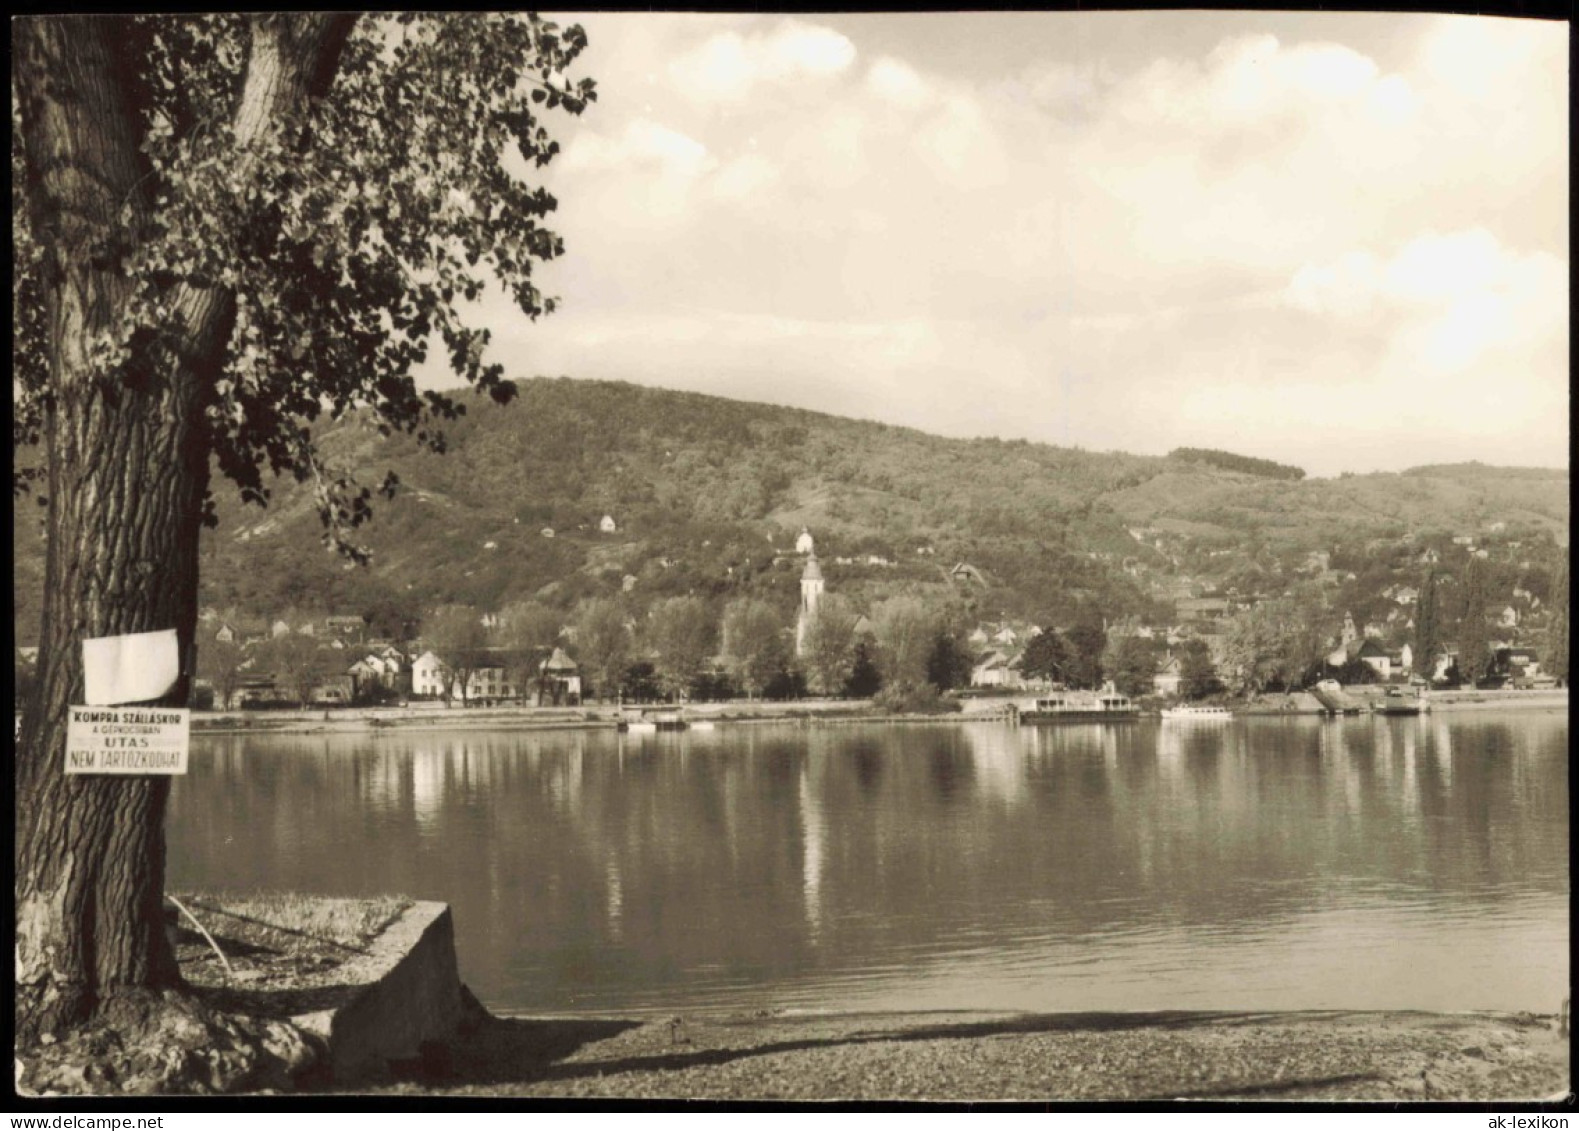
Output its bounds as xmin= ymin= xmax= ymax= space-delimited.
xmin=600 ymin=514 xmax=617 ymax=533
xmin=795 ymin=527 xmax=815 ymax=555
xmin=970 ymin=650 xmax=1015 ymax=688
xmin=411 ymin=651 xmax=447 ymax=698
xmin=539 ymin=647 xmax=582 ymax=706
xmin=463 ymin=664 xmax=515 ymax=704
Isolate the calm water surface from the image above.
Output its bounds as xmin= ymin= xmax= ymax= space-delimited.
xmin=168 ymin=712 xmax=1569 ymax=1017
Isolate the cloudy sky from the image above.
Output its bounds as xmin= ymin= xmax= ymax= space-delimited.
xmin=423 ymin=12 xmax=1568 ymax=478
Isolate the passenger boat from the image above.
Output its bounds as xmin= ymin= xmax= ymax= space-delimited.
xmin=1159 ymin=704 xmax=1234 ymax=722
xmin=1020 ymin=683 xmax=1139 ymax=723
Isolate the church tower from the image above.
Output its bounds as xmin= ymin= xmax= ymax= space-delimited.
xmin=795 ymin=553 xmax=824 ymax=657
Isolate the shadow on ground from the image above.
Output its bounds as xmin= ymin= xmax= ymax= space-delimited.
xmin=420 ymin=1009 xmax=1375 ymax=1090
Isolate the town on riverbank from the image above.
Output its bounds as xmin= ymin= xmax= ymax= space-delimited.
xmin=184 ymin=684 xmax=1569 ymax=738
xmin=20 ymin=519 xmax=1565 ymax=743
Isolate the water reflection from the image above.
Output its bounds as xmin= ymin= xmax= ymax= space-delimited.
xmin=169 ymin=713 xmax=1568 ymax=1016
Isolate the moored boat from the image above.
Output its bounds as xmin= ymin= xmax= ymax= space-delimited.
xmin=1020 ymin=683 xmax=1138 ymax=723
xmin=617 ymin=708 xmax=689 ymax=732
xmin=1160 ymin=704 xmax=1234 ymax=722
xmin=1372 ymin=688 xmax=1427 ymax=716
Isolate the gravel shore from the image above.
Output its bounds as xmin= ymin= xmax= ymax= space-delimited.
xmin=367 ymin=1007 xmax=1571 ymax=1102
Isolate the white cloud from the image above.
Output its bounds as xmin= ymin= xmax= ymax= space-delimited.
xmin=710 ymin=153 xmax=779 ymax=203
xmin=1111 ymin=33 xmax=1409 ymax=133
xmin=867 ymin=56 xmax=930 ymax=109
xmin=668 ymin=19 xmax=856 ymax=104
xmin=483 ymin=14 xmax=1568 ymax=475
xmin=561 ymin=119 xmax=712 ymax=178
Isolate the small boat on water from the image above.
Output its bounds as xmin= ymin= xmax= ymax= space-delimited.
xmin=1020 ymin=683 xmax=1139 ymax=724
xmin=1372 ymin=688 xmax=1427 ymax=716
xmin=1160 ymin=704 xmax=1234 ymax=722
xmin=616 ymin=708 xmax=688 ymax=732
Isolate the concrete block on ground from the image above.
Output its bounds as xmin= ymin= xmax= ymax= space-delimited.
xmin=292 ymin=900 xmax=464 ymax=1083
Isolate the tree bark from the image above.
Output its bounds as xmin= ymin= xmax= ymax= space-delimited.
xmin=13 ymin=14 xmax=355 ymax=1043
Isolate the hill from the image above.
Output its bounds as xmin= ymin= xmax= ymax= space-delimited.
xmin=11 ymin=378 xmax=1569 ymax=640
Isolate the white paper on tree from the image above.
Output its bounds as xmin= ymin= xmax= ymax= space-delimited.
xmin=81 ymin=628 xmax=180 ymax=706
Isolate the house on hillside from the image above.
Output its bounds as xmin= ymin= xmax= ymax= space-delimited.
xmin=1175 ymin=596 xmax=1230 ymax=623
xmin=215 ymin=618 xmax=270 ymax=646
xmin=796 ymin=527 xmax=815 ymax=555
xmin=234 ymin=673 xmax=286 ymax=707
xmin=539 ymin=647 xmax=582 ymax=706
xmin=464 ymin=663 xmax=516 ymax=705
xmin=600 ymin=514 xmax=617 ymax=533
xmin=949 ymin=562 xmax=987 ymax=587
xmin=1354 ymin=639 xmax=1411 ymax=680
xmin=1423 ymin=648 xmax=1457 ymax=683
xmin=348 ymin=651 xmax=409 ymax=699
xmin=1493 ymin=647 xmax=1543 ymax=684
xmin=308 ymin=673 xmax=354 ymax=706
xmin=410 ymin=651 xmax=447 ymax=698
xmin=970 ymin=650 xmax=1016 ymax=689
xmin=323 ymin=615 xmax=365 ymax=640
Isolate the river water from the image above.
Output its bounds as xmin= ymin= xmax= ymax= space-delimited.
xmin=168 ymin=711 xmax=1568 ymax=1018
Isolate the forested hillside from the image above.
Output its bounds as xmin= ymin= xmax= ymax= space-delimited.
xmin=12 ymin=378 xmax=1569 ymax=640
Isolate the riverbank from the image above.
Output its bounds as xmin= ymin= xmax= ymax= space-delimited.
xmin=190 ymin=686 xmax=1566 ymax=736
xmin=1414 ymin=688 xmax=1569 ymax=711
xmin=18 ymin=896 xmax=1568 ymax=1101
xmin=192 ymin=698 xmax=893 ymax=736
xmin=367 ymin=1005 xmax=1570 ymax=1102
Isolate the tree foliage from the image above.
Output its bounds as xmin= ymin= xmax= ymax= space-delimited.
xmin=1167 ymin=448 xmax=1306 ymax=481
xmin=196 ymin=635 xmax=248 ymax=710
xmin=574 ymin=597 xmax=630 ymax=702
xmin=1063 ymin=620 xmax=1107 ymax=690
xmin=1413 ymin=565 xmax=1441 ymax=673
xmin=499 ymin=598 xmax=561 ymax=703
xmin=844 ymin=639 xmax=883 ymax=698
xmin=644 ymin=596 xmax=715 ymax=700
xmin=1220 ymin=591 xmax=1330 ymax=693
xmin=924 ymin=629 xmax=973 ymax=692
xmin=1017 ymin=628 xmax=1071 ymax=685
xmin=15 ymin=14 xmax=596 ymax=556
xmin=1177 ymin=639 xmax=1220 ymax=700
xmin=1546 ymin=556 xmax=1569 ymax=683
xmin=800 ymin=593 xmax=860 ymax=696
xmin=720 ymin=598 xmax=788 ymax=699
xmin=870 ymin=596 xmax=936 ymax=688
xmin=1452 ymin=557 xmax=1494 ymax=683
xmin=1107 ymin=635 xmax=1158 ymax=698
xmin=254 ymin=633 xmax=333 ymax=706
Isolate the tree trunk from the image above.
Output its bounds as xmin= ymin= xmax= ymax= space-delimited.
xmin=13 ymin=14 xmax=354 ymax=1044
